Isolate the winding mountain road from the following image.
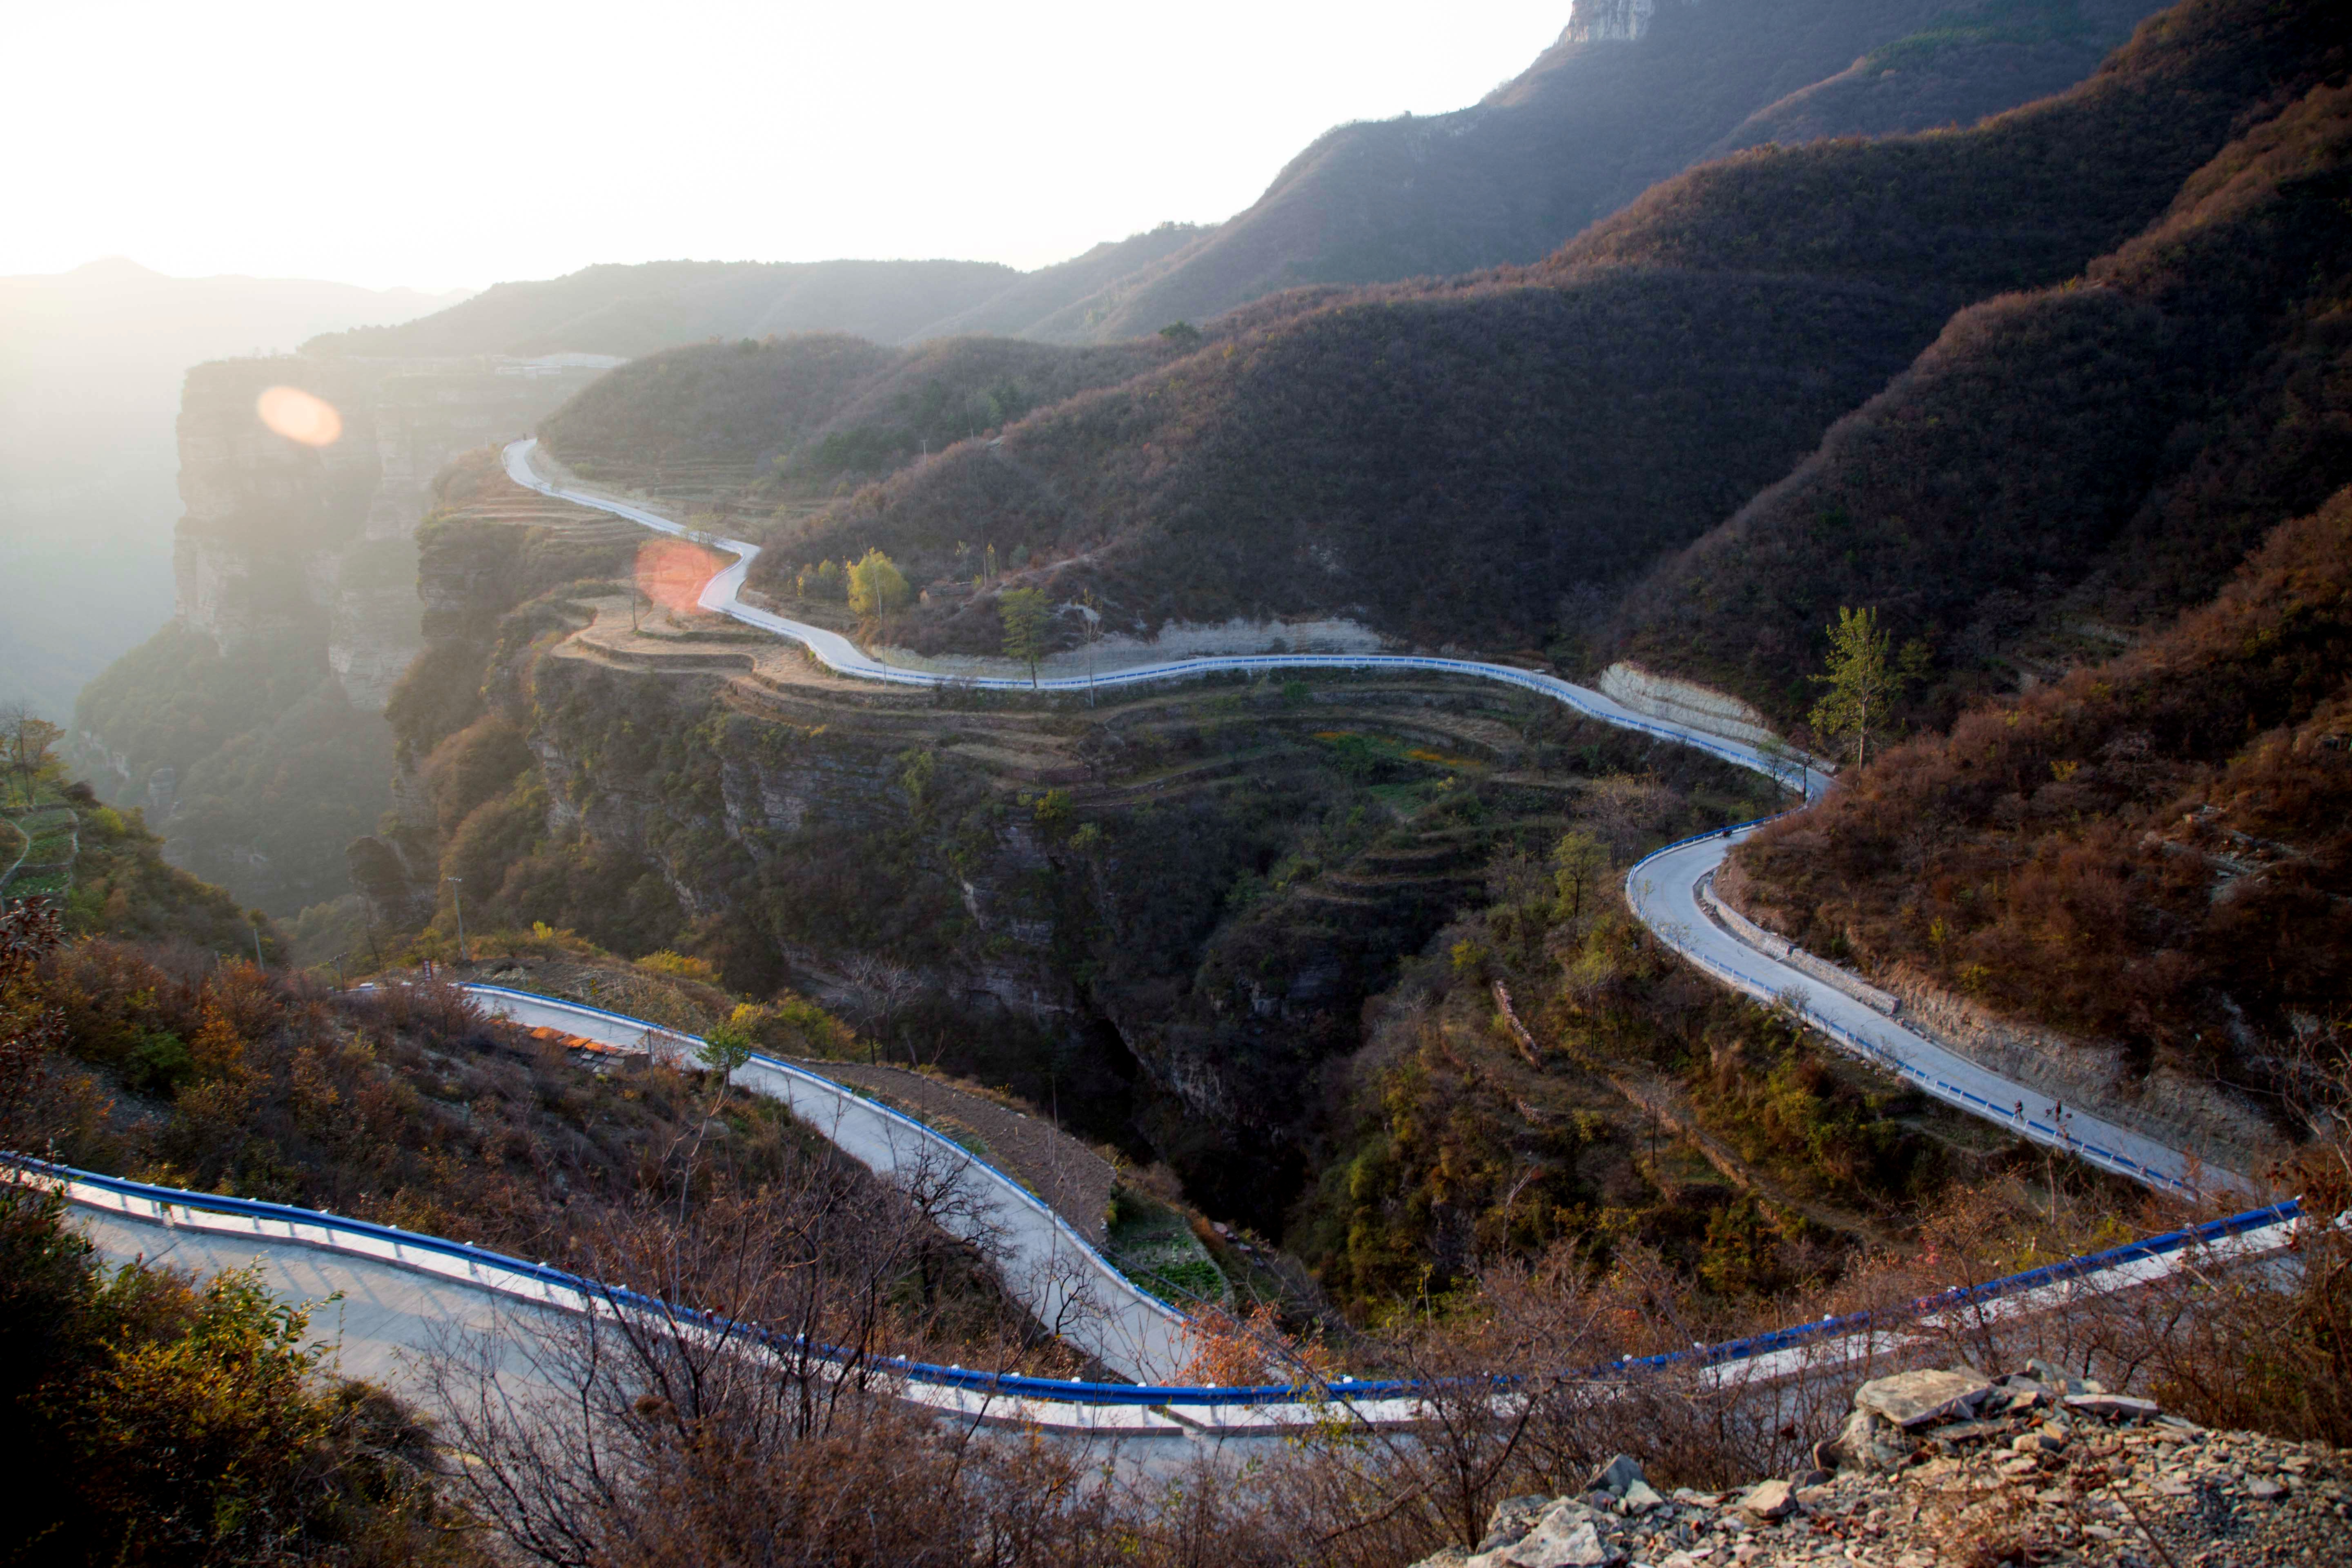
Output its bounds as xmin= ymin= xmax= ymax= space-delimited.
xmin=503 ymin=436 xmax=2231 ymax=1198
xmin=1627 ymin=833 xmax=2223 ymax=1193
xmin=461 ymin=986 xmax=1190 ymax=1383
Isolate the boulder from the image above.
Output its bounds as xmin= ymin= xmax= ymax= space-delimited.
xmin=2065 ymin=1392 xmax=2161 ymax=1421
xmin=1618 ymin=1479 xmax=1666 ymax=1515
xmin=1586 ymin=1454 xmax=1645 ymax=1497
xmin=1740 ymin=1478 xmax=1797 ymax=1521
xmin=1505 ymin=1506 xmax=1621 ymax=1568
xmin=2026 ymin=1359 xmax=2097 ymax=1396
xmin=1853 ymin=1369 xmax=1994 ymax=1428
xmin=1476 ymin=1495 xmax=1555 ymax=1553
xmin=1822 ymin=1408 xmax=1919 ymax=1473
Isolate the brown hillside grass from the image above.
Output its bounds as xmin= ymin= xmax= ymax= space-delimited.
xmin=1733 ymin=485 xmax=2352 ymax=1093
xmin=1616 ymin=66 xmax=2352 ymax=722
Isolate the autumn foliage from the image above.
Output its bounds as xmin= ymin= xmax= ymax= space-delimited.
xmin=1734 ymin=486 xmax=2352 ymax=1087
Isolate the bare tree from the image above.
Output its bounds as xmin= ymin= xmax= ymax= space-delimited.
xmin=424 ymin=1157 xmax=1078 ymax=1566
xmin=842 ymin=954 xmax=922 ymax=1067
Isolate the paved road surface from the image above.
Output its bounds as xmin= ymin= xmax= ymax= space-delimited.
xmin=75 ymin=1207 xmax=557 ymax=1392
xmin=1626 ymin=832 xmax=2229 ymax=1194
xmin=503 ymin=437 xmax=2227 ymax=1196
xmin=466 ymin=986 xmax=1190 ymax=1383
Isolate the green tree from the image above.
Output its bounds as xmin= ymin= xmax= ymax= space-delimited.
xmin=1807 ymin=606 xmax=1929 ymax=770
xmin=998 ymin=588 xmax=1052 ymax=688
xmin=1551 ymin=829 xmax=1608 ymax=923
xmin=0 ymin=1184 xmax=459 ymax=1565
xmin=696 ymin=1014 xmax=757 ymax=1084
xmin=846 ymin=548 xmax=911 ymax=621
xmin=0 ymin=704 xmax=64 ymax=810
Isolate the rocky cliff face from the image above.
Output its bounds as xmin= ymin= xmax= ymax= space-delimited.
xmin=70 ymin=353 xmax=617 ymax=913
xmin=358 ymin=477 xmax=1775 ymax=1224
xmin=168 ymin=355 xmax=615 ymax=710
xmin=1563 ymin=0 xmax=1674 ymax=45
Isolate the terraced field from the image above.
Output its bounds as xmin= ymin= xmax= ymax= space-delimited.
xmin=0 ymin=805 xmax=78 ymax=900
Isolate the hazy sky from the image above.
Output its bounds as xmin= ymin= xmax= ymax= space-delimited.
xmin=10 ymin=0 xmax=1575 ymax=292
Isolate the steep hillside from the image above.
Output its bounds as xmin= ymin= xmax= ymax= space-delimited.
xmin=1615 ymin=65 xmax=2352 ymax=722
xmin=74 ymin=623 xmax=394 ymax=914
xmin=1552 ymin=0 xmax=2339 ymax=294
xmin=305 ymin=258 xmax=1020 ymax=358
xmin=759 ymin=270 xmax=1953 ymax=653
xmin=729 ymin=0 xmax=2337 ymax=658
xmin=354 ymin=468 xmax=1901 ymax=1240
xmin=539 ymin=332 xmax=1179 ymax=499
xmin=70 ymin=355 xmax=604 ymax=915
xmin=537 ymin=333 xmax=897 ymax=483
xmin=0 ymin=260 xmax=466 ymax=722
xmin=903 ymin=224 xmax=1209 ymax=342
xmin=1729 ymin=485 xmax=2352 ymax=1103
xmin=1717 ymin=0 xmax=2177 ymax=149
xmin=1074 ymin=0 xmax=2167 ymax=341
xmin=288 ymin=0 xmax=2162 ymax=380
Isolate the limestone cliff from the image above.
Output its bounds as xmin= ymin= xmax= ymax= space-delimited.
xmin=1562 ymin=0 xmax=1675 ymax=45
xmin=355 ymin=473 xmax=1776 ymax=1225
xmin=71 ymin=352 xmax=616 ymax=913
xmin=167 ymin=355 xmax=616 ymax=710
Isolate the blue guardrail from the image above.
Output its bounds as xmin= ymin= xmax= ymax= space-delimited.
xmin=27 ymin=1156 xmax=2300 ymax=1409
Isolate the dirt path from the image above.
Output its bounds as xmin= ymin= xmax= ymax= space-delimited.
xmin=793 ymin=1061 xmax=1117 ymax=1245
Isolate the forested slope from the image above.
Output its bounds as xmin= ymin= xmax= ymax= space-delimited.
xmin=1076 ymin=0 xmax=2168 ymax=342
xmin=541 ymin=332 xmax=1179 ymax=494
xmin=1615 ymin=62 xmax=2352 ymax=721
xmin=1731 ymin=484 xmax=2352 ymax=1093
xmin=726 ymin=0 xmax=2340 ymax=659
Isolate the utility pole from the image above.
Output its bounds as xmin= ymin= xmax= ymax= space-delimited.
xmin=445 ymin=876 xmax=468 ymax=964
xmin=251 ymin=923 xmax=265 ymax=968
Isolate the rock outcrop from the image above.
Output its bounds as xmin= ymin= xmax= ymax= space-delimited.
xmin=1597 ymin=662 xmax=1787 ymax=754
xmin=168 ymin=354 xmax=617 ymax=712
xmin=1410 ymin=1365 xmax=2349 ymax=1568
xmin=1563 ymin=0 xmax=1671 ymax=46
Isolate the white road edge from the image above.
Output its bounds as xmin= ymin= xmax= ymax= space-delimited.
xmin=503 ymin=437 xmax=2235 ymax=1196
xmin=461 ymin=985 xmax=1191 ymax=1383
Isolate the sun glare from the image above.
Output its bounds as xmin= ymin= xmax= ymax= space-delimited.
xmin=636 ymin=537 xmax=725 ymax=615
xmin=256 ymin=385 xmax=343 ymax=447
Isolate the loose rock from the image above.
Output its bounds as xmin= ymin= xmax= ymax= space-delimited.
xmin=1405 ymin=1361 xmax=2346 ymax=1568
xmin=1853 ymin=1368 xmax=1994 ymax=1427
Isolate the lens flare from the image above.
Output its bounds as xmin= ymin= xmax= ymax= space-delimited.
xmin=636 ymin=537 xmax=725 ymax=615
xmin=255 ymin=385 xmax=343 ymax=447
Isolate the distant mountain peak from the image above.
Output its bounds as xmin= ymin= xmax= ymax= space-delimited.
xmin=65 ymin=256 xmax=165 ymax=280
xmin=1564 ymin=0 xmax=1675 ymax=45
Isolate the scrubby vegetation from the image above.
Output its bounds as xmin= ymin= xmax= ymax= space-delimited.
xmin=1616 ymin=58 xmax=2352 ymax=727
xmin=541 ymin=333 xmax=1176 ymax=497
xmin=724 ymin=0 xmax=2340 ymax=665
xmin=0 ymin=761 xmax=272 ymax=959
xmin=758 ymin=270 xmax=1951 ymax=656
xmin=1294 ymin=824 xmax=2016 ymax=1312
xmin=0 ymin=1181 xmax=471 ymax=1567
xmin=1732 ymin=485 xmax=2352 ymax=1095
xmin=70 ymin=623 xmax=391 ymax=913
xmin=1067 ymin=0 xmax=2162 ymax=341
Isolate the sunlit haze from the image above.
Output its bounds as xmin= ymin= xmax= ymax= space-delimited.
xmin=10 ymin=0 xmax=1576 ymax=291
